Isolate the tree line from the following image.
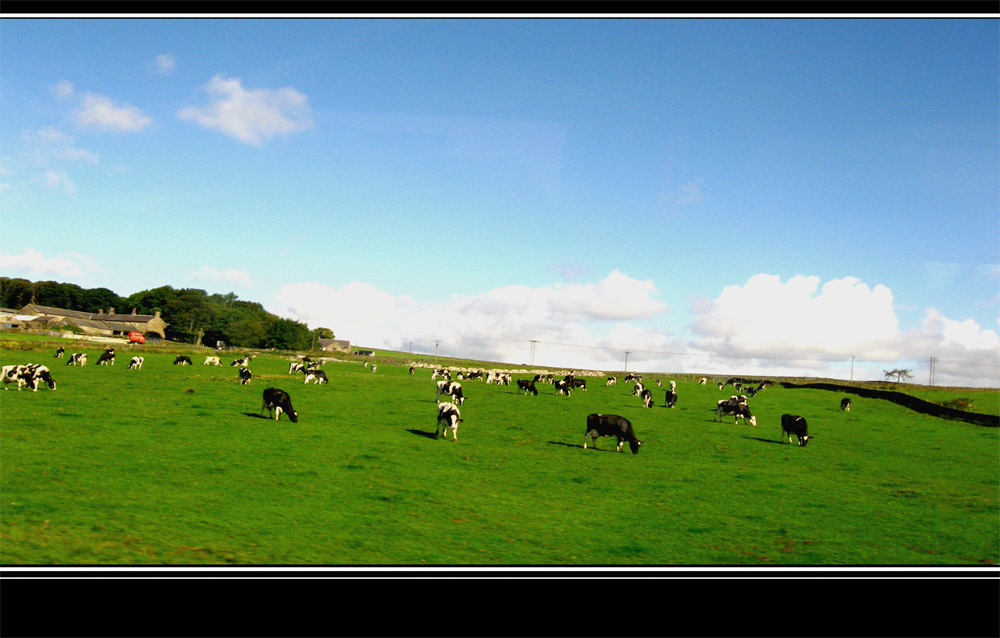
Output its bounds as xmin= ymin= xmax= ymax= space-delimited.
xmin=0 ymin=277 xmax=334 ymax=351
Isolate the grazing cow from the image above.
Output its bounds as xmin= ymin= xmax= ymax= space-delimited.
xmin=606 ymin=376 xmax=617 ymax=387
xmin=409 ymin=366 xmax=415 ymax=375
xmin=128 ymin=356 xmax=144 ymax=370
xmin=97 ymin=351 xmax=115 ymax=366
xmin=780 ymin=414 xmax=812 ymax=446
xmin=632 ymin=382 xmax=644 ymax=397
xmin=664 ymin=390 xmax=678 ymax=408
xmin=3 ymin=364 xmax=56 ymax=391
xmin=304 ymin=369 xmax=328 ymax=385
xmin=840 ymin=398 xmax=852 ymax=412
xmin=715 ymin=398 xmax=757 ymax=426
xmin=699 ymin=378 xmax=707 ymax=385
xmin=655 ymin=379 xmax=662 ymax=387
xmin=516 ymin=379 xmax=539 ymax=396
xmin=571 ymin=378 xmax=587 ymax=391
xmin=554 ymin=380 xmax=572 ymax=396
xmin=239 ymin=368 xmax=253 ymax=385
xmin=67 ymin=353 xmax=87 ymax=366
xmin=174 ymin=355 xmax=192 ymax=366
xmin=28 ymin=364 xmax=56 ymax=390
xmin=669 ymin=380 xmax=677 ymax=392
xmin=289 ymin=362 xmax=305 ymax=374
xmin=55 ymin=347 xmax=65 ymax=358
xmin=718 ymin=383 xmax=725 ymax=391
xmin=640 ymin=388 xmax=654 ymax=408
xmin=371 ymin=364 xmax=377 ymax=373
xmin=436 ymin=402 xmax=462 ymax=441
xmin=431 ymin=369 xmax=450 ymax=380
xmin=624 ymin=374 xmax=641 ymax=383
xmin=436 ymin=380 xmax=465 ymax=405
xmin=231 ymin=357 xmax=251 ymax=368
xmin=584 ymin=414 xmax=642 ymax=454
xmin=261 ymin=388 xmax=298 ymax=422
xmin=204 ymin=356 xmax=222 ymax=366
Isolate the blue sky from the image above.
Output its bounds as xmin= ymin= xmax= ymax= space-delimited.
xmin=2 ymin=17 xmax=998 ymax=386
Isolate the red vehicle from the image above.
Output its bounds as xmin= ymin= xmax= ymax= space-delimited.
xmin=128 ymin=332 xmax=146 ymax=344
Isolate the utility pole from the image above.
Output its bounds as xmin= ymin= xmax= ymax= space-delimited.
xmin=850 ymin=355 xmax=855 ymax=381
xmin=528 ymin=340 xmax=538 ymax=366
xmin=624 ymin=351 xmax=631 ymax=373
xmin=434 ymin=340 xmax=440 ymax=363
xmin=929 ymin=356 xmax=938 ymax=386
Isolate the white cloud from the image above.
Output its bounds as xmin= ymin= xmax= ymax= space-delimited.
xmin=0 ymin=249 xmax=103 ymax=277
xmin=177 ymin=74 xmax=313 ymax=145
xmin=154 ymin=53 xmax=176 ymax=74
xmin=272 ymin=271 xmax=668 ymax=367
xmin=74 ymin=92 xmax=153 ymax=133
xmin=189 ymin=266 xmax=253 ymax=287
xmin=41 ymin=169 xmax=76 ymax=194
xmin=53 ymin=80 xmax=74 ymax=99
xmin=270 ymin=270 xmax=998 ymax=386
xmin=27 ymin=126 xmax=101 ymax=165
xmin=692 ymin=274 xmax=900 ymax=358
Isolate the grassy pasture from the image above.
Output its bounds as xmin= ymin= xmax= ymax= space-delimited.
xmin=1 ymin=345 xmax=997 ymax=566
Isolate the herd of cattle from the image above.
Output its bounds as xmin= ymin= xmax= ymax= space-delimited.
xmin=2 ymin=347 xmax=847 ymax=452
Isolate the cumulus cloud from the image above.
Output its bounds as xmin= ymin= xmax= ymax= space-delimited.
xmin=177 ymin=74 xmax=314 ymax=146
xmin=154 ymin=53 xmax=176 ymax=74
xmin=189 ymin=266 xmax=253 ymax=287
xmin=270 ymin=270 xmax=998 ymax=386
xmin=74 ymin=92 xmax=153 ymax=132
xmin=692 ymin=274 xmax=900 ymax=358
xmin=0 ymin=249 xmax=103 ymax=277
xmin=272 ymin=271 xmax=668 ymax=367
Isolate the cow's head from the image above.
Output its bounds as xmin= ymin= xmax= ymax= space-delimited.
xmin=629 ymin=439 xmax=642 ymax=454
xmin=798 ymin=434 xmax=812 ymax=447
xmin=748 ymin=415 xmax=757 ymax=426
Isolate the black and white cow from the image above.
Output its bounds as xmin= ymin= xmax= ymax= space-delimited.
xmin=780 ymin=414 xmax=812 ymax=446
xmin=572 ymin=378 xmax=587 ymax=391
xmin=632 ymin=382 xmax=644 ymax=397
xmin=231 ymin=357 xmax=251 ymax=368
xmin=436 ymin=402 xmax=462 ymax=441
xmin=840 ymin=398 xmax=852 ymax=412
xmin=715 ymin=397 xmax=756 ymax=426
xmin=516 ymin=379 xmax=538 ymax=396
xmin=304 ymin=369 xmax=328 ymax=385
xmin=606 ymin=376 xmax=617 ymax=387
xmin=436 ymin=380 xmax=465 ymax=405
xmin=173 ymin=355 xmax=192 ymax=366
xmin=624 ymin=373 xmax=642 ymax=383
xmin=583 ymin=414 xmax=642 ymax=454
xmin=639 ymin=388 xmax=654 ymax=408
xmin=204 ymin=356 xmax=222 ymax=366
xmin=239 ymin=367 xmax=253 ymax=385
xmin=128 ymin=356 xmax=144 ymax=370
xmin=664 ymin=390 xmax=678 ymax=408
xmin=67 ymin=353 xmax=87 ymax=366
xmin=97 ymin=350 xmax=115 ymax=366
xmin=409 ymin=366 xmax=415 ymax=375
xmin=554 ymin=380 xmax=572 ymax=396
xmin=261 ymin=388 xmax=298 ymax=422
xmin=289 ymin=362 xmax=305 ymax=374
xmin=431 ymin=369 xmax=451 ymax=380
xmin=55 ymin=347 xmax=65 ymax=358
xmin=699 ymin=378 xmax=707 ymax=385
xmin=3 ymin=364 xmax=56 ymax=391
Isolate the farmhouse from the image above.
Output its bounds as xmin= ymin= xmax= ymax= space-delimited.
xmin=16 ymin=304 xmax=168 ymax=340
xmin=317 ymin=338 xmax=351 ymax=353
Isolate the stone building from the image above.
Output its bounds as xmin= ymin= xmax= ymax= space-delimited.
xmin=17 ymin=304 xmax=168 ymax=339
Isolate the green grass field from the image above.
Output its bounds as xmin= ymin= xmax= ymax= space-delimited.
xmin=1 ymin=341 xmax=997 ymax=565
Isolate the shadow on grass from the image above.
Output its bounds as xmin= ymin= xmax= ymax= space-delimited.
xmin=742 ymin=435 xmax=785 ymax=445
xmin=547 ymin=440 xmax=612 ymax=452
xmin=407 ymin=428 xmax=440 ymax=440
xmin=243 ymin=412 xmax=273 ymax=420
